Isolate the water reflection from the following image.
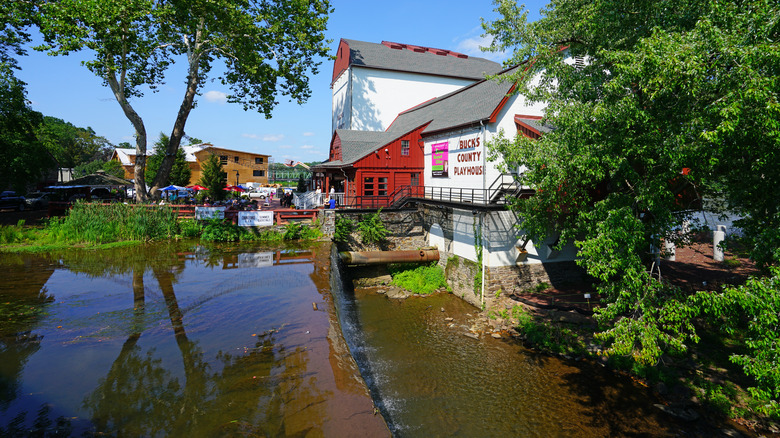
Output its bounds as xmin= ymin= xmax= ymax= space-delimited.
xmin=0 ymin=242 xmax=386 ymax=437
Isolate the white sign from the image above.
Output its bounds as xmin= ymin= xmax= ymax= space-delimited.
xmin=238 ymin=252 xmax=274 ymax=267
xmin=195 ymin=207 xmax=226 ymax=220
xmin=238 ymin=211 xmax=274 ymax=227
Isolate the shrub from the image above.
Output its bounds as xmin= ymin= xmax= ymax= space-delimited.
xmin=358 ymin=209 xmax=388 ymax=245
xmin=333 ymin=216 xmax=354 ymax=242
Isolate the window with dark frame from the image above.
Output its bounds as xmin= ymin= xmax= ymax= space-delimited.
xmin=401 ymin=140 xmax=410 ymax=156
xmin=234 ymin=156 xmax=239 ymax=163
xmin=253 ymin=170 xmax=265 ymax=177
xmin=255 ymin=157 xmax=263 ymax=164
xmin=411 ymin=173 xmax=419 ymax=186
xmin=363 ymin=177 xmax=374 ymax=196
xmin=219 ymin=155 xmax=228 ymax=165
xmin=378 ymin=177 xmax=387 ymax=196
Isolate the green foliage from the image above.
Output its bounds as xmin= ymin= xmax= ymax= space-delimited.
xmin=389 ymin=263 xmax=449 ymax=295
xmin=482 ymin=0 xmax=780 ymax=369
xmin=0 ymin=63 xmax=54 ymax=193
xmin=146 ymin=133 xmax=192 ymax=187
xmin=201 ymin=219 xmax=241 ymax=242
xmin=333 ymin=216 xmax=354 ymax=243
xmin=513 ymin=305 xmax=587 ymax=355
xmin=45 ymin=202 xmax=179 ymax=243
xmin=36 ymin=116 xmax=113 ymax=168
xmin=0 ymin=220 xmax=35 ymax=244
xmin=198 ymin=154 xmax=227 ymax=201
xmin=177 ymin=218 xmax=203 ymax=238
xmin=695 ymin=268 xmax=780 ymax=417
xmin=35 ymin=0 xmax=333 ymax=199
xmin=357 ymin=210 xmax=388 ymax=245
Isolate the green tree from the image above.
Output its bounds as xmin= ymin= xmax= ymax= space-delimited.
xmin=198 ymin=154 xmax=226 ymax=201
xmin=296 ymin=174 xmax=307 ymax=193
xmin=483 ymin=0 xmax=779 ymax=364
xmin=0 ymin=63 xmax=55 ymax=192
xmin=146 ymin=133 xmax=191 ymax=188
xmin=36 ymin=0 xmax=333 ymax=202
xmin=36 ymin=116 xmax=113 ymax=168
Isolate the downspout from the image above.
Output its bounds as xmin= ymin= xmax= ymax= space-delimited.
xmin=479 ymin=120 xmax=487 ymax=307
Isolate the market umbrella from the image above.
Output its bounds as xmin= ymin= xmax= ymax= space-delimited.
xmin=224 ymin=185 xmax=245 ymax=192
xmin=188 ymin=184 xmax=208 ymax=191
xmin=161 ymin=185 xmax=188 ymax=191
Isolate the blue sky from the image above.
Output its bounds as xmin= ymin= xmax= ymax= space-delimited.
xmin=16 ymin=0 xmax=545 ymax=164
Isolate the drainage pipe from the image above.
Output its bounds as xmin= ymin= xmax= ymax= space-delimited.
xmin=339 ymin=249 xmax=439 ymax=266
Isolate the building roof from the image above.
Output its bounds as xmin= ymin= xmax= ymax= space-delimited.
xmin=113 ymin=143 xmax=269 ymax=165
xmin=317 ymin=65 xmax=525 ymax=170
xmin=339 ymin=39 xmax=502 ymax=81
xmin=57 ymin=172 xmax=133 ymax=187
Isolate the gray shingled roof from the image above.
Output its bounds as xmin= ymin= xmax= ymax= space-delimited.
xmin=343 ymin=39 xmax=502 ymax=81
xmin=515 ymin=117 xmax=554 ymax=134
xmin=317 ymin=65 xmax=523 ymax=169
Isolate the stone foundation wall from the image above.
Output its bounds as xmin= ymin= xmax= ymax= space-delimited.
xmin=440 ymin=251 xmax=482 ymax=308
xmin=486 ymin=261 xmax=588 ymax=297
xmin=336 ymin=210 xmax=426 ymax=251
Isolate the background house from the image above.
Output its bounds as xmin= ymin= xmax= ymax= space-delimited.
xmin=111 ymin=143 xmax=270 ymax=186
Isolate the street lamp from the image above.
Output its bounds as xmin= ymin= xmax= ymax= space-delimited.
xmin=235 ymin=170 xmax=239 ymax=186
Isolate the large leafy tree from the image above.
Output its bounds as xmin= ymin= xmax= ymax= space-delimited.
xmin=0 ymin=63 xmax=54 ymax=192
xmin=483 ymin=0 xmax=779 ymax=365
xmin=146 ymin=133 xmax=191 ymax=187
xmin=35 ymin=0 xmax=333 ymax=201
xmin=36 ymin=116 xmax=114 ymax=168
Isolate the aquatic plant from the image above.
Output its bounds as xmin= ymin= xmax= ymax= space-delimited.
xmin=0 ymin=220 xmax=35 ymax=244
xmin=45 ymin=202 xmax=178 ymax=243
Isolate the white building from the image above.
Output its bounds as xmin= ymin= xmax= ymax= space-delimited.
xmin=331 ymin=39 xmax=502 ymax=134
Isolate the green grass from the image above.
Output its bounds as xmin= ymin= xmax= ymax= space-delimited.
xmin=389 ymin=263 xmax=450 ymax=295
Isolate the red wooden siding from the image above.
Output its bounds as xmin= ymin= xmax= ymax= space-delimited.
xmin=332 ymin=40 xmax=351 ymax=84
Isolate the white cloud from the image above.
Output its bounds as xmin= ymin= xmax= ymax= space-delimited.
xmin=242 ymin=133 xmax=260 ymax=139
xmin=203 ymin=90 xmax=227 ymax=104
xmin=263 ymin=134 xmax=284 ymax=142
xmin=278 ymin=145 xmax=292 ymax=149
xmin=300 ymin=144 xmax=315 ymax=150
xmin=455 ymin=30 xmax=508 ymax=63
xmin=302 ymin=132 xmax=315 ymax=137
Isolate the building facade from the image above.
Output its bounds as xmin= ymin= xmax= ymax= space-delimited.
xmin=111 ymin=143 xmax=270 ymax=186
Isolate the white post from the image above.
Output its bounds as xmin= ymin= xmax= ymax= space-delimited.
xmin=713 ymin=225 xmax=726 ymax=262
xmin=664 ymin=240 xmax=676 ymax=261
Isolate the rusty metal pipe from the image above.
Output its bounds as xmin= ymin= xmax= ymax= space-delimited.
xmin=339 ymin=249 xmax=439 ymax=265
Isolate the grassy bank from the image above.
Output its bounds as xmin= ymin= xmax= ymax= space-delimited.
xmin=0 ymin=202 xmax=322 ymax=252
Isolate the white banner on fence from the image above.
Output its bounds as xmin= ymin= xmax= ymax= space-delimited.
xmin=238 ymin=252 xmax=274 ymax=267
xmin=238 ymin=211 xmax=274 ymax=227
xmin=195 ymin=207 xmax=226 ymax=220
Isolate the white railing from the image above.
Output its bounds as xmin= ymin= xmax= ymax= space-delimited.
xmin=292 ymin=191 xmax=345 ymax=209
xmin=293 ymin=191 xmax=323 ymax=209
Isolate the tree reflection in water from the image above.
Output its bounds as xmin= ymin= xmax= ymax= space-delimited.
xmin=68 ymin=244 xmax=329 ymax=436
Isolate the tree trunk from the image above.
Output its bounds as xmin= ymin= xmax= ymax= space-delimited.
xmin=106 ymin=70 xmax=148 ymax=202
xmin=149 ymin=27 xmax=203 ymax=198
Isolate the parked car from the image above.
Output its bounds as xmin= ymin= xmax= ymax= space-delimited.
xmin=0 ymin=191 xmax=26 ymax=211
xmin=25 ymin=192 xmax=54 ymax=210
xmin=248 ymin=187 xmax=275 ymax=200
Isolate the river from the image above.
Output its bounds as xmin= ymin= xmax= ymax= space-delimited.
xmin=0 ymin=241 xmax=727 ymax=436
